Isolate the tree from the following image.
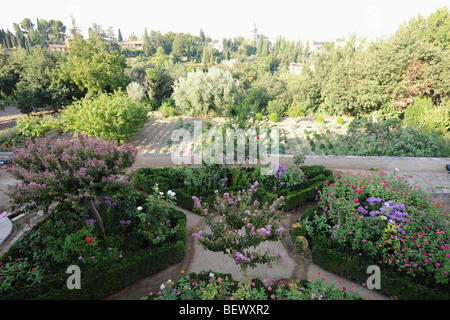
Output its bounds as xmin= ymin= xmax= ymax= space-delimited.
xmin=142 ymin=28 xmax=154 ymax=56
xmin=54 ymin=33 xmax=128 ymax=96
xmin=117 ymin=29 xmax=123 ymax=42
xmin=172 ymin=67 xmax=240 ymax=116
xmin=145 ymin=65 xmax=174 ymax=106
xmin=172 ymin=33 xmax=184 ymax=61
xmin=14 ymin=47 xmax=69 ymax=113
xmin=6 ymin=133 xmax=137 ymax=219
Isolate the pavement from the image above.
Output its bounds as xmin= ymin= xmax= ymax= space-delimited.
xmin=1 ymin=159 xmax=449 ymax=300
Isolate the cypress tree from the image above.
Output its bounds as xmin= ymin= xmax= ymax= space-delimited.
xmin=118 ymin=29 xmax=123 ymax=42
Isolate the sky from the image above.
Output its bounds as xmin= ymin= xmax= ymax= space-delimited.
xmin=1 ymin=0 xmax=449 ymax=43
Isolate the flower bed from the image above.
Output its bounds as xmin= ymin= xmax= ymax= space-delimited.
xmin=143 ymin=270 xmax=361 ymax=300
xmin=0 ymin=189 xmax=186 ymax=300
xmin=132 ymin=163 xmax=334 ymax=212
xmin=0 ymin=134 xmax=187 ymax=300
xmin=300 ymin=169 xmax=450 ymax=299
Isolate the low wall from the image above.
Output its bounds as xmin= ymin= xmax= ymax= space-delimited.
xmin=3 ymin=152 xmax=449 ymax=172
xmin=132 ymin=153 xmax=450 ymax=172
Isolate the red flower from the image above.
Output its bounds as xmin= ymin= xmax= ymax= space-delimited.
xmin=4 ymin=143 xmax=7 ymax=146
xmin=86 ymin=237 xmax=93 ymax=243
xmin=257 ymin=136 xmax=259 ymax=140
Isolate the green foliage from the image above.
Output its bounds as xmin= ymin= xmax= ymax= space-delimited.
xmin=266 ymin=99 xmax=286 ymax=117
xmin=405 ymin=97 xmax=450 ymax=133
xmin=316 ymin=116 xmax=325 ymax=123
xmin=15 ymin=114 xmax=62 ymax=138
xmin=159 ymin=101 xmax=177 ymax=118
xmin=11 ymin=47 xmax=70 ymax=113
xmin=336 ymin=117 xmax=447 ymax=157
xmin=287 ymin=103 xmax=304 ymax=118
xmin=145 ymin=65 xmax=175 ymax=107
xmin=126 ymin=81 xmax=146 ymax=102
xmin=336 ymin=117 xmax=344 ymax=125
xmin=172 ymin=67 xmax=239 ymax=116
xmin=54 ymin=35 xmax=127 ymax=96
xmin=59 ymin=90 xmax=149 ymax=143
xmin=269 ymin=113 xmax=279 ymax=122
xmin=146 ymin=270 xmax=361 ymax=300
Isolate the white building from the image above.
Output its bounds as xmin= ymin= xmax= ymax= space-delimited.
xmin=250 ymin=23 xmax=269 ymax=46
xmin=289 ymin=62 xmax=302 ymax=74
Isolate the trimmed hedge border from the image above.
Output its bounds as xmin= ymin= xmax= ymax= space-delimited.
xmin=133 ymin=165 xmax=335 ymax=213
xmin=0 ymin=208 xmax=186 ymax=300
xmin=299 ymin=205 xmax=450 ymax=300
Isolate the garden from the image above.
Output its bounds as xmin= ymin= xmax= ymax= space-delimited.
xmin=0 ymin=129 xmax=448 ymax=300
xmin=0 ymin=8 xmax=449 ymax=301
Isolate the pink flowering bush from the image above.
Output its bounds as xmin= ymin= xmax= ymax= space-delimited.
xmin=192 ymin=181 xmax=286 ymax=273
xmin=304 ymin=170 xmax=450 ymax=285
xmin=6 ymin=133 xmax=137 ymax=217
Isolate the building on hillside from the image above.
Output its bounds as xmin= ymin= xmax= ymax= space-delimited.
xmin=251 ymin=23 xmax=269 ymax=46
xmin=288 ymin=62 xmax=302 ymax=74
xmin=118 ymin=41 xmax=143 ymax=49
xmin=49 ymin=44 xmax=67 ymax=52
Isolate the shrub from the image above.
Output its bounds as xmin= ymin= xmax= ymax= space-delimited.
xmin=316 ymin=116 xmax=325 ymax=123
xmin=336 ymin=117 xmax=446 ymax=157
xmin=192 ymin=182 xmax=287 ymax=272
xmin=126 ymin=81 xmax=146 ymax=102
xmin=159 ymin=102 xmax=177 ymax=118
xmin=336 ymin=117 xmax=344 ymax=125
xmin=266 ymin=99 xmax=286 ymax=117
xmin=59 ymin=90 xmax=149 ymax=144
xmin=255 ymin=112 xmax=263 ymax=121
xmin=172 ymin=67 xmax=239 ymax=116
xmin=269 ymin=113 xmax=279 ymax=122
xmin=15 ymin=114 xmax=62 ymax=138
xmin=287 ymin=103 xmax=304 ymax=118
xmin=6 ymin=133 xmax=137 ymax=217
xmin=405 ymin=97 xmax=449 ymax=134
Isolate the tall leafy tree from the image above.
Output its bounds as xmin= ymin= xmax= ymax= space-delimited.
xmin=54 ymin=33 xmax=127 ymax=96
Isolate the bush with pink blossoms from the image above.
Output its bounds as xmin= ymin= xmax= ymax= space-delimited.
xmin=192 ymin=181 xmax=286 ymax=273
xmin=6 ymin=133 xmax=137 ymax=218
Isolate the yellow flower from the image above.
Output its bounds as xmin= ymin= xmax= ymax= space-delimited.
xmin=181 ymin=270 xmax=185 ymax=274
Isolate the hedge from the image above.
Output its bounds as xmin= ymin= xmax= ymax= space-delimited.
xmin=133 ymin=165 xmax=333 ymax=213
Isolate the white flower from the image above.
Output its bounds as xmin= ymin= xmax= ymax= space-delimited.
xmin=137 ymin=206 xmax=143 ymax=211
xmin=167 ymin=190 xmax=176 ymax=197
xmin=159 ymin=192 xmax=164 ymax=195
xmin=209 ymin=272 xmax=214 ymax=278
xmin=160 ymin=283 xmax=166 ymax=290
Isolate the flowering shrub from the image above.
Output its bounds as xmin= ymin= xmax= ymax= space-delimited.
xmin=144 ymin=270 xmax=361 ymax=300
xmin=254 ymin=163 xmax=307 ymax=191
xmin=6 ymin=133 xmax=137 ymax=217
xmin=0 ymin=255 xmax=44 ymax=293
xmin=135 ymin=183 xmax=180 ymax=245
xmin=192 ymin=181 xmax=286 ymax=272
xmin=304 ymin=170 xmax=450 ymax=284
